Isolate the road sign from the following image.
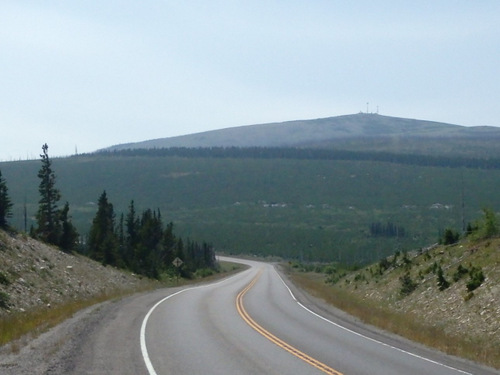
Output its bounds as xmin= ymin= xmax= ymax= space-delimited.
xmin=172 ymin=257 xmax=183 ymax=268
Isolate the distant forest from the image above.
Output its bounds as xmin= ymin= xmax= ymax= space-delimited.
xmin=95 ymin=147 xmax=500 ymax=170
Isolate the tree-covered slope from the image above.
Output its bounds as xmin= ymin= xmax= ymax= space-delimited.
xmin=2 ymin=151 xmax=499 ymax=264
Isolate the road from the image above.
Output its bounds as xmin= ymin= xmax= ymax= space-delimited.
xmin=2 ymin=257 xmax=497 ymax=374
xmin=139 ymin=257 xmax=496 ymax=375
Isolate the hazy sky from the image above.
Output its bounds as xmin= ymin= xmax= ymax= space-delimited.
xmin=1 ymin=1 xmax=499 ymax=161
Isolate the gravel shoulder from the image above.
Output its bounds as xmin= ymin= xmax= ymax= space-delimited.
xmin=0 ymin=287 xmax=181 ymax=375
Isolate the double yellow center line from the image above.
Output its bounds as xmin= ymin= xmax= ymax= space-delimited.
xmin=236 ymin=270 xmax=344 ymax=375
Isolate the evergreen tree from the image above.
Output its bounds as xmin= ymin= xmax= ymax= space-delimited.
xmin=481 ymin=208 xmax=498 ymax=238
xmin=124 ymin=200 xmax=139 ymax=268
xmin=59 ymin=202 xmax=79 ymax=252
xmin=436 ymin=266 xmax=450 ymax=291
xmin=88 ymin=191 xmax=119 ymax=266
xmin=442 ymin=228 xmax=460 ymax=245
xmin=35 ymin=144 xmax=62 ymax=244
xmin=136 ymin=208 xmax=163 ymax=277
xmin=399 ymin=272 xmax=417 ymax=296
xmin=117 ymin=213 xmax=125 ymax=263
xmin=0 ymin=170 xmax=13 ymax=229
xmin=161 ymin=221 xmax=176 ymax=268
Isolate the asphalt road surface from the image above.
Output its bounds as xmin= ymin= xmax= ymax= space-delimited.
xmin=3 ymin=257 xmax=497 ymax=374
xmin=139 ymin=257 xmax=496 ymax=375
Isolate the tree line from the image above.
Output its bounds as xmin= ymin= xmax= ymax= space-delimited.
xmin=0 ymin=144 xmax=217 ymax=279
xmin=85 ymin=192 xmax=216 ymax=278
xmin=96 ymin=146 xmax=500 ymax=170
xmin=369 ymin=222 xmax=406 ymax=238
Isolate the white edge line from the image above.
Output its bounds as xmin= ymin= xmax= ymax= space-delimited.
xmin=140 ymin=269 xmax=252 ymax=375
xmin=274 ymin=268 xmax=473 ymax=375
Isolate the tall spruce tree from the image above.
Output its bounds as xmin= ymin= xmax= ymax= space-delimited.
xmin=124 ymin=200 xmax=139 ymax=268
xmin=35 ymin=144 xmax=62 ymax=244
xmin=0 ymin=169 xmax=13 ymax=229
xmin=161 ymin=221 xmax=176 ymax=268
xmin=59 ymin=202 xmax=79 ymax=252
xmin=88 ymin=191 xmax=119 ymax=266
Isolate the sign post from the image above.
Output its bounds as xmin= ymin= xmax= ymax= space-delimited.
xmin=172 ymin=257 xmax=183 ymax=285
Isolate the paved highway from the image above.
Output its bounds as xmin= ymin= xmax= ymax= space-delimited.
xmin=16 ymin=257 xmax=494 ymax=374
xmin=140 ymin=257 xmax=496 ymax=375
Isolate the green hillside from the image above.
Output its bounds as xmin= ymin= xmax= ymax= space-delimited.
xmin=2 ymin=150 xmax=499 ymax=264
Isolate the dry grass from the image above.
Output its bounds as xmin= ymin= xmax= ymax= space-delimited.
xmin=0 ymin=287 xmax=148 ymax=349
xmin=289 ymin=270 xmax=500 ymax=370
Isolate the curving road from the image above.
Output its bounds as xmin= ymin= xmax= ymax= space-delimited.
xmin=139 ymin=257 xmax=496 ymax=375
xmin=10 ymin=257 xmax=496 ymax=374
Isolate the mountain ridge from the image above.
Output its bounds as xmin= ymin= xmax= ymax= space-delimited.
xmin=103 ymin=113 xmax=500 ymax=156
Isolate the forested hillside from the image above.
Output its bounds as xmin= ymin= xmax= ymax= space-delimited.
xmin=0 ymin=146 xmax=218 ymax=282
xmin=2 ymin=146 xmax=499 ymax=265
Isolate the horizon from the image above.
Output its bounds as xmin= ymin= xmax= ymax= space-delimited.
xmin=1 ymin=112 xmax=499 ymax=162
xmin=1 ymin=2 xmax=499 ymax=161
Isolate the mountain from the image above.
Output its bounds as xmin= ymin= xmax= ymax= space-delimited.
xmin=2 ymin=113 xmax=500 ymax=266
xmin=103 ymin=113 xmax=500 ymax=157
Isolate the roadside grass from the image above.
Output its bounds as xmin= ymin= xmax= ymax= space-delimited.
xmin=0 ymin=261 xmax=246 ymax=351
xmin=0 ymin=285 xmax=153 ymax=350
xmin=288 ymin=270 xmax=500 ymax=370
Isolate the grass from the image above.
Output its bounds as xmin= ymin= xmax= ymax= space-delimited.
xmin=287 ymin=268 xmax=500 ymax=370
xmin=0 ymin=286 xmax=150 ymax=350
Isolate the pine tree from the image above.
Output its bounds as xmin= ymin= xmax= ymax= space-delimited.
xmin=161 ymin=221 xmax=176 ymax=268
xmin=59 ymin=202 xmax=79 ymax=252
xmin=135 ymin=208 xmax=163 ymax=278
xmin=88 ymin=191 xmax=119 ymax=266
xmin=399 ymin=272 xmax=417 ymax=296
xmin=35 ymin=144 xmax=62 ymax=244
xmin=482 ymin=208 xmax=498 ymax=238
xmin=0 ymin=170 xmax=13 ymax=229
xmin=124 ymin=200 xmax=139 ymax=269
xmin=437 ymin=266 xmax=450 ymax=291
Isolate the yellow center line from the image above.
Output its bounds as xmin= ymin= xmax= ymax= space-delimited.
xmin=236 ymin=270 xmax=344 ymax=375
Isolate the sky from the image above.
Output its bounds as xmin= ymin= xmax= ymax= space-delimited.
xmin=1 ymin=1 xmax=500 ymax=161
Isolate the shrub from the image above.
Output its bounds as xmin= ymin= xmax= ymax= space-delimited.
xmin=354 ymin=273 xmax=365 ymax=282
xmin=452 ymin=264 xmax=468 ymax=282
xmin=402 ymin=252 xmax=412 ymax=270
xmin=442 ymin=228 xmax=460 ymax=245
xmin=314 ymin=265 xmax=325 ymax=273
xmin=324 ymin=265 xmax=337 ymax=275
xmin=378 ymin=257 xmax=390 ymax=274
xmin=0 ymin=291 xmax=9 ymax=309
xmin=466 ymin=266 xmax=485 ymax=292
xmin=468 ymin=208 xmax=499 ymax=239
xmin=399 ymin=272 xmax=418 ymax=296
xmin=326 ymin=271 xmax=345 ymax=285
xmin=195 ymin=268 xmax=214 ymax=278
xmin=0 ymin=271 xmax=10 ymax=286
xmin=481 ymin=208 xmax=499 ymax=238
xmin=436 ymin=266 xmax=450 ymax=291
